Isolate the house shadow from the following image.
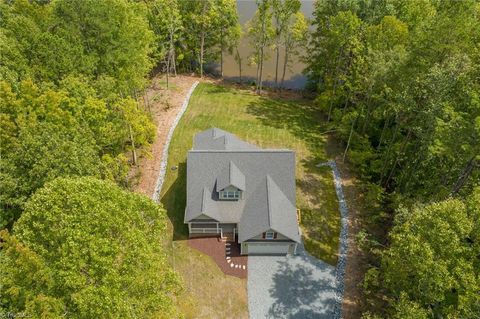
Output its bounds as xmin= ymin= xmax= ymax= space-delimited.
xmin=267 ymin=258 xmax=337 ymax=319
xmin=160 ymin=162 xmax=189 ymax=241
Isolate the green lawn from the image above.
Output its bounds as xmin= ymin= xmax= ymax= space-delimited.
xmin=161 ymin=83 xmax=341 ymax=265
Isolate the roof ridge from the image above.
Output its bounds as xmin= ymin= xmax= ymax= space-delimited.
xmin=201 ymin=187 xmax=208 ymax=213
xmin=212 ymin=127 xmax=222 ymax=138
xmin=266 ymin=176 xmax=272 ymax=228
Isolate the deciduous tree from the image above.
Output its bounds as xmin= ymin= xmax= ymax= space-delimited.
xmin=0 ymin=177 xmax=182 ymax=318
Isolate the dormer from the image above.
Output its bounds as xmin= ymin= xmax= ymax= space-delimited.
xmin=216 ymin=161 xmax=245 ymax=201
xmin=219 ymin=185 xmax=242 ymax=200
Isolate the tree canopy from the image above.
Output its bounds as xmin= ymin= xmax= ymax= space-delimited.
xmin=305 ymin=1 xmax=480 ymax=317
xmin=0 ymin=177 xmax=181 ymax=318
xmin=0 ymin=0 xmax=156 ymax=227
xmin=365 ymin=189 xmax=480 ymax=318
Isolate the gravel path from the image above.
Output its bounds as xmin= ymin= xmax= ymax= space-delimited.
xmin=247 ymin=160 xmax=349 ymax=319
xmin=317 ymin=160 xmax=349 ymax=319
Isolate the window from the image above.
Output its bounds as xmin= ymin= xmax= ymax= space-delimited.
xmin=220 ymin=190 xmax=241 ymax=200
xmin=265 ymin=231 xmax=275 ymax=240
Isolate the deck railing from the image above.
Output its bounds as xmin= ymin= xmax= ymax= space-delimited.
xmin=190 ymin=227 xmax=224 ymax=238
xmin=189 ymin=228 xmax=219 ymax=233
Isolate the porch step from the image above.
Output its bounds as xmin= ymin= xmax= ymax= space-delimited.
xmin=222 ymin=232 xmax=235 ymax=242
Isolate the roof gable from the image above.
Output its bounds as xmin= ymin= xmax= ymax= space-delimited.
xmin=238 ymin=176 xmax=300 ymax=243
xmin=216 ymin=161 xmax=246 ymax=191
xmin=193 ymin=128 xmax=259 ymax=151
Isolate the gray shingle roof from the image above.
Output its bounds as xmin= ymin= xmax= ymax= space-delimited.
xmin=185 ymin=128 xmax=300 ymax=243
xmin=216 ymin=161 xmax=246 ymax=191
xmin=238 ymin=175 xmax=300 ymax=242
xmin=193 ymin=128 xmax=260 ymax=151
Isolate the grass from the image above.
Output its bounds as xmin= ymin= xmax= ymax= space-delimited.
xmin=160 ymin=83 xmax=340 ymax=317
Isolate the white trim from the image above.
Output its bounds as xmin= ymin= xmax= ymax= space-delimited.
xmin=219 ymin=190 xmax=241 ymax=199
xmin=265 ymin=231 xmax=275 ymax=240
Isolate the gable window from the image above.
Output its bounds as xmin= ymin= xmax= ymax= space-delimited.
xmin=265 ymin=231 xmax=275 ymax=240
xmin=220 ymin=190 xmax=241 ymax=200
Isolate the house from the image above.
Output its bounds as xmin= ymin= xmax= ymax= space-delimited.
xmin=184 ymin=128 xmax=301 ymax=255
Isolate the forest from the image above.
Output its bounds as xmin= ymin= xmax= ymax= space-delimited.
xmin=0 ymin=0 xmax=479 ymax=318
xmin=305 ymin=1 xmax=479 ymax=318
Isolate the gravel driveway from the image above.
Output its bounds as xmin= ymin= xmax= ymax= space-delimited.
xmin=248 ymin=243 xmax=337 ymax=319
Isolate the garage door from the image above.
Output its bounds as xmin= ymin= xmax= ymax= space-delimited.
xmin=247 ymin=243 xmax=290 ymax=255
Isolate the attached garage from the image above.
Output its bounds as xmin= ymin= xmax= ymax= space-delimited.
xmin=243 ymin=242 xmax=294 ymax=255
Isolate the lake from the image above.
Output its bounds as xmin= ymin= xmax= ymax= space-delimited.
xmin=218 ymin=0 xmax=315 ymax=90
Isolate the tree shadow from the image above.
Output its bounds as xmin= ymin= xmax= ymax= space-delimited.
xmin=160 ymin=162 xmax=189 ymax=241
xmin=267 ymin=258 xmax=337 ymax=319
xmin=247 ymin=97 xmax=325 ymax=148
xmin=247 ymin=95 xmax=344 ymax=266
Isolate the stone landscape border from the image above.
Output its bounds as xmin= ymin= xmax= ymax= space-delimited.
xmin=152 ymin=81 xmax=199 ymax=202
xmin=317 ymin=160 xmax=349 ymax=319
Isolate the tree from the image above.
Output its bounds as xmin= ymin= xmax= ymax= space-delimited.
xmin=377 ymin=197 xmax=480 ymax=318
xmin=0 ymin=77 xmax=155 ymax=226
xmin=280 ymin=11 xmax=307 ymax=89
xmin=216 ymin=0 xmax=241 ymax=77
xmin=147 ymin=0 xmax=183 ymax=85
xmin=0 ymin=177 xmax=182 ymax=318
xmin=115 ymin=97 xmax=156 ymax=165
xmin=53 ymin=0 xmax=154 ymax=92
xmin=233 ymin=42 xmax=243 ymax=83
xmin=307 ymin=10 xmax=364 ymax=121
xmin=180 ymin=0 xmax=220 ymax=78
xmin=271 ymin=0 xmax=301 ymax=88
xmin=5 ymin=120 xmax=101 ymax=198
xmin=305 ymin=1 xmax=480 ymax=317
xmin=391 ymin=294 xmax=429 ymax=319
xmin=248 ymin=0 xmax=274 ymax=92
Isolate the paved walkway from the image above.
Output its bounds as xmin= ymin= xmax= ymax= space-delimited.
xmin=248 ymin=243 xmax=336 ymax=319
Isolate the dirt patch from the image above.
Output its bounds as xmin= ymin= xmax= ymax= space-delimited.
xmin=188 ymin=237 xmax=248 ymax=279
xmin=131 ymin=75 xmax=200 ymax=197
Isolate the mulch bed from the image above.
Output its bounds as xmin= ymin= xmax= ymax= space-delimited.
xmin=188 ymin=236 xmax=248 ymax=279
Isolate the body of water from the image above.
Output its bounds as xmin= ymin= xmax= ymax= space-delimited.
xmin=219 ymin=0 xmax=315 ymax=90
